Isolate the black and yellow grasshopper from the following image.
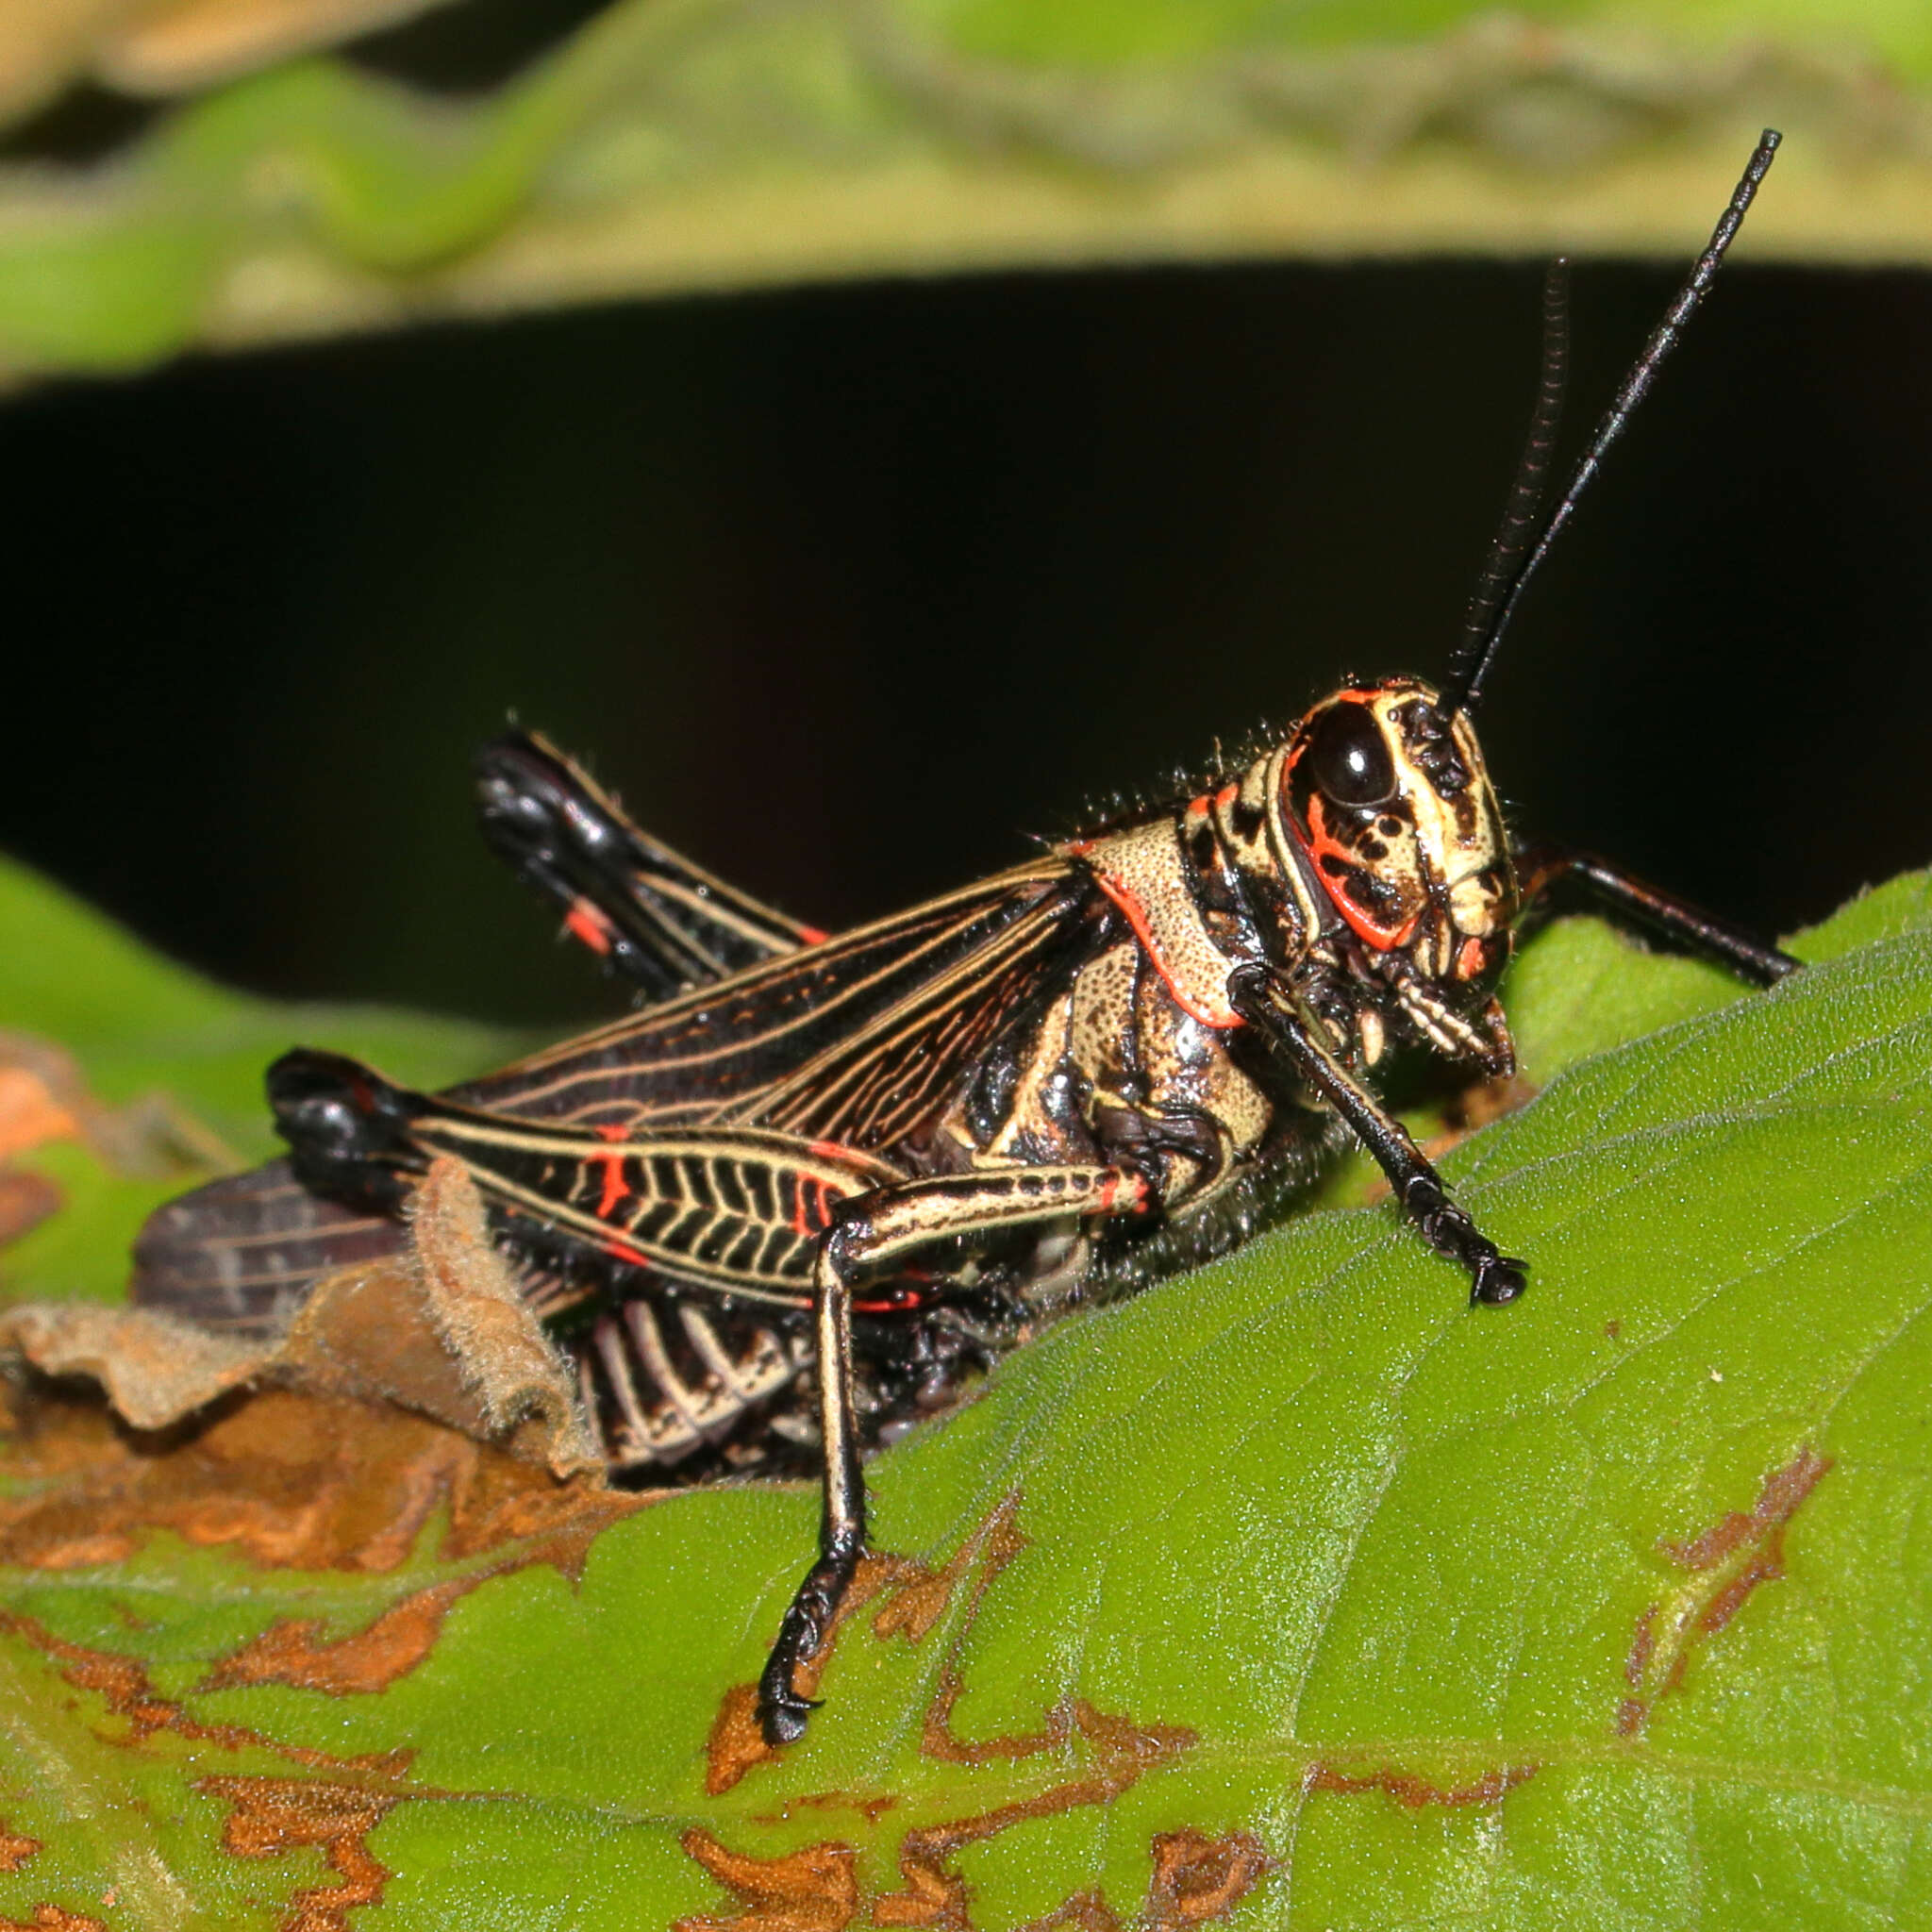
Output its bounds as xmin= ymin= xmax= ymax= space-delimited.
xmin=132 ymin=135 xmax=1795 ymax=1746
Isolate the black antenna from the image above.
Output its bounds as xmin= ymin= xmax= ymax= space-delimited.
xmin=1457 ymin=256 xmax=1570 ymax=675
xmin=1440 ymin=127 xmax=1781 ymax=720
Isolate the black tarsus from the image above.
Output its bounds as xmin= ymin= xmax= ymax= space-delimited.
xmin=1458 ymin=257 xmax=1571 ymax=676
xmin=758 ymin=1522 xmax=866 ymax=1745
xmin=1225 ymin=966 xmax=1526 ymax=1307
xmin=1440 ymin=127 xmax=1781 ymax=719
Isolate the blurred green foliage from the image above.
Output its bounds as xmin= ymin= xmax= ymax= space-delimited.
xmin=7 ymin=0 xmax=1932 ymax=380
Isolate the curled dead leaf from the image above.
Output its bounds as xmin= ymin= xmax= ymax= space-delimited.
xmin=0 ymin=1157 xmax=602 ymax=1478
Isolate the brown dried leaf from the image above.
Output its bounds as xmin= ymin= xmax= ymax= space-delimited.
xmin=0 ymin=1157 xmax=601 ymax=1480
xmin=0 ymin=1382 xmax=630 ymax=1577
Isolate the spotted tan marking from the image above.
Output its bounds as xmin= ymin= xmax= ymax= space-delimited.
xmin=1066 ymin=820 xmax=1249 ymax=1030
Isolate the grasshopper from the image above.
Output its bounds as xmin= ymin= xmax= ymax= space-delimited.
xmin=133 ymin=133 xmax=1793 ymax=1745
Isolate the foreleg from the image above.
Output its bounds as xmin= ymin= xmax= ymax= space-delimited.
xmin=1514 ymin=843 xmax=1799 ymax=986
xmin=1227 ymin=965 xmax=1525 ymax=1307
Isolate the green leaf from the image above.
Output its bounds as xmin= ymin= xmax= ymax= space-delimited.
xmin=7 ymin=0 xmax=1932 ymax=381
xmin=1 ymin=863 xmax=1928 ymax=1925
xmin=0 ymin=855 xmax=528 ymax=1301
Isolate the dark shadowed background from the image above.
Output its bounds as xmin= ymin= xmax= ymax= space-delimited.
xmin=5 ymin=252 xmax=1929 ymax=1025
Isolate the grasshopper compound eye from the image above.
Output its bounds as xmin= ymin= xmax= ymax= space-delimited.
xmin=1304 ymin=700 xmax=1397 ymax=808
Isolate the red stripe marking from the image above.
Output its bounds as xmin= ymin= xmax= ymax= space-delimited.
xmin=796 ymin=924 xmax=829 ymax=945
xmin=855 ymin=1286 xmax=924 ymax=1313
xmin=1087 ymin=872 xmax=1242 ymax=1030
xmin=593 ymin=1123 xmax=627 ymax=1143
xmin=591 ymin=1151 xmax=629 ymax=1219
xmin=564 ymin=899 xmax=613 ymax=955
xmin=603 ymin=1240 xmax=649 ymax=1268
xmin=1214 ymin=783 xmax=1239 ymax=808
xmin=791 ymin=1176 xmax=841 ymax=1239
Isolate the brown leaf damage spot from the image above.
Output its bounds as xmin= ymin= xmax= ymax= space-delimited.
xmin=1614 ymin=1602 xmax=1664 ymax=1737
xmin=197 ymin=1775 xmax=400 ymax=1932
xmin=707 ymin=1493 xmax=1040 ymax=1796
xmin=676 ymin=1827 xmax=858 ymax=1932
xmin=871 ymin=1498 xmax=1025 ymax=1652
xmin=788 ymin=1790 xmax=900 ymax=1828
xmin=875 ymin=1703 xmax=1197 ymax=1930
xmin=1618 ymin=1443 xmax=1833 ymax=1735
xmin=0 ymin=1610 xmax=431 ymax=1931
xmin=0 ymin=1049 xmax=82 ymax=1162
xmin=1303 ymin=1762 xmax=1538 ymax=1807
xmin=1141 ymin=1829 xmax=1276 ymax=1931
xmin=953 ymin=1827 xmax=1275 ymax=1932
xmin=904 ymin=1497 xmax=1048 ymax=1767
xmin=1659 ymin=1444 xmax=1833 ymax=1627
xmin=0 ymin=1826 xmax=37 ymax=1872
xmin=705 ymin=1686 xmax=774 ymax=1798
xmin=0 ymin=1609 xmax=188 ymax=1745
xmin=0 ymin=1170 xmax=62 ymax=1248
xmin=186 ymin=1443 xmax=630 ymax=1700
xmin=0 ymin=1908 xmax=108 ymax=1930
xmin=0 ymin=1607 xmax=408 ymax=1773
xmin=195 ymin=1579 xmax=471 ymax=1698
xmin=694 ymin=1494 xmax=1234 ymax=1932
xmin=1015 ymin=1892 xmax=1120 ymax=1932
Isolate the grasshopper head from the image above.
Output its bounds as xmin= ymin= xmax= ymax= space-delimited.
xmin=1282 ymin=678 xmax=1517 ymax=1018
